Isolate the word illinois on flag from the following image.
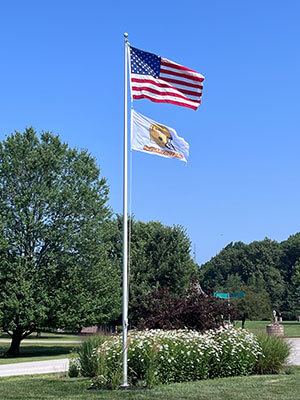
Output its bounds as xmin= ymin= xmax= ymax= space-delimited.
xmin=131 ymin=109 xmax=189 ymax=163
xmin=129 ymin=46 xmax=204 ymax=110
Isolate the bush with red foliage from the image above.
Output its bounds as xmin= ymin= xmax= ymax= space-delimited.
xmin=130 ymin=281 xmax=237 ymax=331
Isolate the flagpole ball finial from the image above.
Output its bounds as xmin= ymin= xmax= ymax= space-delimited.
xmin=124 ymin=32 xmax=128 ymax=38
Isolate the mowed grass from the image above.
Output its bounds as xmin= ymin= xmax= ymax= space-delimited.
xmin=0 ymin=373 xmax=300 ymax=400
xmin=0 ymin=343 xmax=79 ymax=365
xmin=0 ymin=331 xmax=83 ymax=364
xmin=0 ymin=332 xmax=83 ymax=342
xmin=234 ymin=321 xmax=300 ymax=337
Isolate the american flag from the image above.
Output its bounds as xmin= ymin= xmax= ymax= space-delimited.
xmin=129 ymin=46 xmax=204 ymax=110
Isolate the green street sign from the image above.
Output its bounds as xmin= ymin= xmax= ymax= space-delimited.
xmin=229 ymin=292 xmax=245 ymax=299
xmin=214 ymin=292 xmax=245 ymax=299
xmin=214 ymin=292 xmax=229 ymax=299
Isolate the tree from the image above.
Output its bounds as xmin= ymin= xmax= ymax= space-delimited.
xmin=210 ymin=272 xmax=272 ymax=324
xmin=199 ymin=238 xmax=285 ymax=310
xmin=109 ymin=216 xmax=199 ymax=308
xmin=279 ymin=234 xmax=300 ymax=314
xmin=0 ymin=128 xmax=120 ymax=355
xmin=233 ymin=290 xmax=272 ymax=326
xmin=287 ymin=261 xmax=300 ymax=317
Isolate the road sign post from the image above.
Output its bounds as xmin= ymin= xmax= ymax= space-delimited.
xmin=214 ymin=292 xmax=245 ymax=324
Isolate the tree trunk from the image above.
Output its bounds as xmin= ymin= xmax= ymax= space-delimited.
xmin=241 ymin=315 xmax=246 ymax=329
xmin=6 ymin=328 xmax=24 ymax=356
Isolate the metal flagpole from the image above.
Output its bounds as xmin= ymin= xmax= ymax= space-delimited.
xmin=121 ymin=32 xmax=129 ymax=388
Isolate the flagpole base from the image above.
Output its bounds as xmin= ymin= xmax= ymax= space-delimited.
xmin=120 ymin=383 xmax=130 ymax=389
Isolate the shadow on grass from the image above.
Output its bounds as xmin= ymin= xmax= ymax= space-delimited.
xmin=0 ymin=332 xmax=79 ymax=340
xmin=0 ymin=345 xmax=76 ymax=359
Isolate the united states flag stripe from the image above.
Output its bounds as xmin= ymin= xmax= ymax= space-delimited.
xmin=160 ymin=68 xmax=204 ymax=83
xmin=159 ymin=76 xmax=203 ymax=89
xmin=129 ymin=46 xmax=204 ymax=110
xmin=131 ymin=78 xmax=201 ymax=97
xmin=160 ymin=59 xmax=201 ymax=74
xmin=131 ymin=85 xmax=201 ymax=102
xmin=132 ymin=94 xmax=199 ymax=110
xmin=130 ymin=74 xmax=201 ymax=109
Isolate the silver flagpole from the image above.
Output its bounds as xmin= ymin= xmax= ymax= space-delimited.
xmin=121 ymin=32 xmax=129 ymax=388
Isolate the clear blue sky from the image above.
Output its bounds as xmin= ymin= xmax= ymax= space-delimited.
xmin=1 ymin=1 xmax=299 ymax=264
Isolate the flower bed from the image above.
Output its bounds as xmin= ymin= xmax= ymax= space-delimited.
xmin=91 ymin=327 xmax=262 ymax=388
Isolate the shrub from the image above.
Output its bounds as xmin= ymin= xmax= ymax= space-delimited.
xmin=95 ymin=327 xmax=262 ymax=388
xmin=254 ymin=335 xmax=291 ymax=374
xmin=75 ymin=334 xmax=106 ymax=377
xmin=68 ymin=356 xmax=80 ymax=378
xmin=130 ymin=283 xmax=238 ymax=331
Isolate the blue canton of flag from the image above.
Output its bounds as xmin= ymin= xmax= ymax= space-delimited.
xmin=130 ymin=47 xmax=161 ymax=78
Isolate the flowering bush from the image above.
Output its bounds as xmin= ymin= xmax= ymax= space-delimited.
xmin=94 ymin=327 xmax=262 ymax=387
xmin=68 ymin=355 xmax=81 ymax=378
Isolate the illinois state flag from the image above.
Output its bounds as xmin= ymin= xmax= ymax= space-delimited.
xmin=131 ymin=109 xmax=189 ymax=163
xmin=129 ymin=46 xmax=204 ymax=110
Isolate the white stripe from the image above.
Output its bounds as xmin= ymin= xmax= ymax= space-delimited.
xmin=131 ymin=74 xmax=202 ymax=97
xmin=160 ymin=64 xmax=204 ymax=80
xmin=131 ymin=73 xmax=157 ymax=81
xmin=152 ymin=76 xmax=202 ymax=95
xmin=131 ymin=81 xmax=201 ymax=101
xmin=160 ymin=72 xmax=203 ymax=86
xmin=132 ymin=88 xmax=200 ymax=107
xmin=131 ymin=73 xmax=203 ymax=91
xmin=166 ymin=80 xmax=202 ymax=95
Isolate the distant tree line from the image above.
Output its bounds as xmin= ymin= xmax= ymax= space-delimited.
xmin=199 ymin=237 xmax=300 ymax=320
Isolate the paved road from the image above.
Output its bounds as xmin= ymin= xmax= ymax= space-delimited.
xmin=285 ymin=338 xmax=300 ymax=366
xmin=0 ymin=358 xmax=70 ymax=377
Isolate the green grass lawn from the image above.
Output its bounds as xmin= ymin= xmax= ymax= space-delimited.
xmin=0 ymin=331 xmax=83 ymax=364
xmin=0 ymin=343 xmax=78 ymax=364
xmin=0 ymin=332 xmax=83 ymax=342
xmin=234 ymin=320 xmax=300 ymax=337
xmin=0 ymin=373 xmax=299 ymax=400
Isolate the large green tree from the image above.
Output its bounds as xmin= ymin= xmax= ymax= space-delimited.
xmin=0 ymin=128 xmax=120 ymax=355
xmin=110 ymin=216 xmax=199 ymax=309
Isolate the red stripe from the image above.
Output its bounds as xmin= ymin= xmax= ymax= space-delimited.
xmin=131 ymin=74 xmax=203 ymax=89
xmin=161 ymin=76 xmax=203 ymax=90
xmin=160 ymin=68 xmax=204 ymax=83
xmin=132 ymin=86 xmax=201 ymax=102
xmin=132 ymin=76 xmax=203 ymax=90
xmin=161 ymin=59 xmax=200 ymax=74
xmin=131 ymin=78 xmax=202 ymax=97
xmin=132 ymin=94 xmax=199 ymax=110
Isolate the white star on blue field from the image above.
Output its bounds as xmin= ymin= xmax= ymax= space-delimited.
xmin=130 ymin=47 xmax=161 ymax=77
